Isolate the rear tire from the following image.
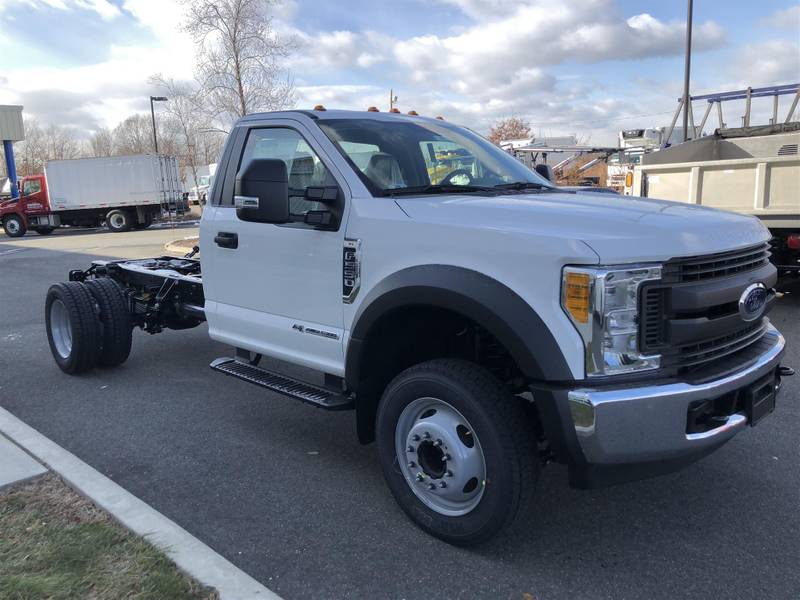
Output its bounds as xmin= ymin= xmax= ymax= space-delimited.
xmin=85 ymin=278 xmax=132 ymax=367
xmin=106 ymin=209 xmax=131 ymax=232
xmin=3 ymin=215 xmax=26 ymax=237
xmin=35 ymin=227 xmax=55 ymax=235
xmin=376 ymin=359 xmax=539 ymax=546
xmin=45 ymin=282 xmax=99 ymax=374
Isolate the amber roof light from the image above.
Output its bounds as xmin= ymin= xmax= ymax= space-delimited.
xmin=389 ymin=108 xmax=400 ymax=113
xmin=407 ymin=110 xmax=419 ymax=116
xmin=367 ymin=106 xmax=380 ymax=112
xmin=313 ymin=105 xmax=326 ymax=111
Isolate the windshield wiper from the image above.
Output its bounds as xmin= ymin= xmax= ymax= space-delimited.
xmin=493 ymin=181 xmax=553 ymax=191
xmin=384 ymin=184 xmax=497 ymax=197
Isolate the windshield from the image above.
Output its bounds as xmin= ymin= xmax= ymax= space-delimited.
xmin=318 ymin=118 xmax=554 ymax=195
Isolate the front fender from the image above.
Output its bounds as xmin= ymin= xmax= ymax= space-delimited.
xmin=345 ymin=264 xmax=572 ymax=389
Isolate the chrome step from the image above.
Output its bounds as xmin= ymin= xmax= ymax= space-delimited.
xmin=210 ymin=357 xmax=354 ymax=410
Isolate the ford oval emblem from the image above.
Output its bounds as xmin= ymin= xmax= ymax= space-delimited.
xmin=738 ymin=283 xmax=768 ymax=322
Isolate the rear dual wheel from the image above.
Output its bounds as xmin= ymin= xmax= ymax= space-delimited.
xmin=106 ymin=209 xmax=132 ymax=232
xmin=376 ymin=359 xmax=539 ymax=546
xmin=45 ymin=279 xmax=132 ymax=374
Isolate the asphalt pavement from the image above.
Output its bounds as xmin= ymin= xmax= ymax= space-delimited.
xmin=1 ymin=227 xmax=798 ymax=600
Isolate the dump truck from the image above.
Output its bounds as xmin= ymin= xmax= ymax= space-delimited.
xmin=631 ymin=125 xmax=800 ymax=273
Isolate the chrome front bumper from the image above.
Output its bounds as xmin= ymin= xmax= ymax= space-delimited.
xmin=567 ymin=325 xmax=786 ymax=465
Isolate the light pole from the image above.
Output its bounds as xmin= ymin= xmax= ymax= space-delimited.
xmin=149 ymin=96 xmax=168 ymax=153
xmin=681 ymin=0 xmax=693 ymax=142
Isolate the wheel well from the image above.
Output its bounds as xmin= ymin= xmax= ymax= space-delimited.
xmin=353 ymin=305 xmax=526 ymax=444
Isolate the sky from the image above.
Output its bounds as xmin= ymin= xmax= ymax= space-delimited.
xmin=0 ymin=0 xmax=798 ymax=145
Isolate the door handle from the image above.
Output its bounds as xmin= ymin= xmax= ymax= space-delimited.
xmin=214 ymin=231 xmax=238 ymax=249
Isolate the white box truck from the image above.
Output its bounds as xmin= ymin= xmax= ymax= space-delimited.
xmin=1 ymin=154 xmax=183 ymax=237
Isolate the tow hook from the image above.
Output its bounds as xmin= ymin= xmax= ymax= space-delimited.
xmin=775 ymin=366 xmax=794 ymax=395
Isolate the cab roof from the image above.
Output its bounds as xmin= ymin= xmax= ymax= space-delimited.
xmin=239 ymin=108 xmax=448 ymax=125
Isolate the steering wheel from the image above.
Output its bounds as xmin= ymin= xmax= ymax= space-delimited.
xmin=439 ymin=169 xmax=474 ymax=186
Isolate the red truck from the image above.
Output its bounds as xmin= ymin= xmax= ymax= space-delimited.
xmin=1 ymin=155 xmax=184 ymax=238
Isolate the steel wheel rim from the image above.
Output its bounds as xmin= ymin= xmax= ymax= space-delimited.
xmin=6 ymin=219 xmax=20 ymax=234
xmin=395 ymin=397 xmax=486 ymax=516
xmin=50 ymin=299 xmax=73 ymax=359
xmin=109 ymin=213 xmax=125 ymax=228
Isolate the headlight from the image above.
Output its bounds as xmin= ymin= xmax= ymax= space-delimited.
xmin=562 ymin=264 xmax=662 ymax=377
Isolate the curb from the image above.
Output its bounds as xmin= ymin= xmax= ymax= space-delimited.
xmin=0 ymin=407 xmax=281 ymax=600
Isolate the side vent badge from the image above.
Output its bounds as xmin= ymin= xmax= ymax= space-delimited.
xmin=343 ymin=238 xmax=362 ymax=304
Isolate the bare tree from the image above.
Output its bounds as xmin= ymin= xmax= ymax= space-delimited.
xmin=150 ymin=75 xmax=207 ymax=189
xmin=184 ymin=0 xmax=295 ymax=126
xmin=15 ymin=119 xmax=47 ymax=175
xmin=89 ymin=127 xmax=115 ymax=157
xmin=44 ymin=125 xmax=82 ymax=161
xmin=488 ymin=117 xmax=532 ymax=145
xmin=113 ymin=115 xmax=156 ymax=155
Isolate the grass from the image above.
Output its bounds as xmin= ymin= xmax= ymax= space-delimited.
xmin=0 ymin=473 xmax=218 ymax=600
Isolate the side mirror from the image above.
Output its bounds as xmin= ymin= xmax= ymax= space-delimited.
xmin=234 ymin=158 xmax=289 ymax=223
xmin=535 ymin=164 xmax=554 ymax=182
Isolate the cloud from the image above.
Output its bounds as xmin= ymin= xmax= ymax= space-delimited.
xmin=729 ymin=39 xmax=800 ymax=88
xmin=288 ymin=29 xmax=391 ymax=72
xmin=0 ymin=0 xmax=120 ymax=19
xmin=758 ymin=5 xmax=800 ymax=30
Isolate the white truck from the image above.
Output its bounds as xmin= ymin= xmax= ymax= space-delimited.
xmin=631 ymin=125 xmax=800 ymax=274
xmin=0 ymin=155 xmax=183 ymax=237
xmin=43 ymin=109 xmax=792 ymax=545
xmin=187 ymin=163 xmax=217 ymax=205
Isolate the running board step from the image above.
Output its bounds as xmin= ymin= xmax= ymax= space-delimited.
xmin=210 ymin=357 xmax=354 ymax=410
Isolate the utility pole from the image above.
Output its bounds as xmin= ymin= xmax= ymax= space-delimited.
xmin=149 ymin=96 xmax=168 ymax=154
xmin=682 ymin=0 xmax=693 ymax=142
xmin=389 ymin=89 xmax=398 ymax=112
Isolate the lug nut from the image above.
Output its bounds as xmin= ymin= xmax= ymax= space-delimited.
xmin=407 ymin=461 xmax=416 ymax=468
xmin=423 ymin=432 xmax=431 ymax=439
xmin=416 ymin=473 xmax=425 ymax=481
xmin=442 ymin=454 xmax=451 ymax=462
xmin=411 ymin=434 xmax=420 ymax=442
xmin=428 ymin=483 xmax=436 ymax=490
xmin=445 ymin=470 xmax=453 ymax=477
xmin=439 ymin=481 xmax=447 ymax=488
xmin=433 ymin=439 xmax=443 ymax=447
xmin=407 ymin=445 xmax=415 ymax=453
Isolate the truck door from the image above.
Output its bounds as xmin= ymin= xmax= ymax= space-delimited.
xmin=21 ymin=175 xmax=50 ymax=215
xmin=201 ymin=121 xmax=349 ymax=376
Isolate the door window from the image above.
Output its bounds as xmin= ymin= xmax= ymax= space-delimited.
xmin=23 ymin=179 xmax=42 ymax=195
xmin=240 ymin=128 xmax=336 ymax=214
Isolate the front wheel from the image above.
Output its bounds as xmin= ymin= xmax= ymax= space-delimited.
xmin=376 ymin=359 xmax=538 ymax=546
xmin=3 ymin=215 xmax=27 ymax=237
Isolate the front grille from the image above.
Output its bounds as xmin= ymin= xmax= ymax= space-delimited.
xmin=662 ymin=243 xmax=770 ymax=283
xmin=641 ymin=287 xmax=667 ymax=349
xmin=666 ymin=322 xmax=767 ymax=369
xmin=640 ymin=243 xmax=774 ymax=372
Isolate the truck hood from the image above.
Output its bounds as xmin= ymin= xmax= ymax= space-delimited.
xmin=395 ymin=191 xmax=771 ymax=263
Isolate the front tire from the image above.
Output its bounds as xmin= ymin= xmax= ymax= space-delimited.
xmin=376 ymin=359 xmax=538 ymax=546
xmin=3 ymin=215 xmax=26 ymax=237
xmin=106 ymin=209 xmax=131 ymax=232
xmin=45 ymin=282 xmax=99 ymax=374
